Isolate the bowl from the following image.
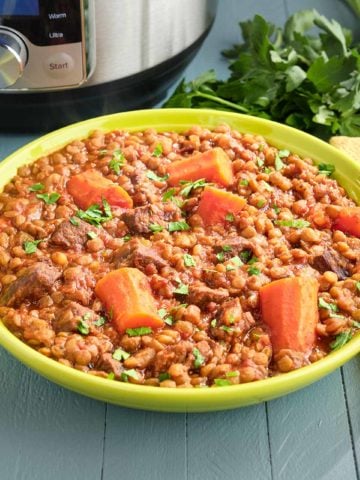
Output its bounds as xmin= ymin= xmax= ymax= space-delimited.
xmin=0 ymin=108 xmax=360 ymax=412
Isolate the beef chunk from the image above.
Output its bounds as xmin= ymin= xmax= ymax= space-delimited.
xmin=121 ymin=203 xmax=181 ymax=235
xmin=96 ymin=352 xmax=123 ymax=379
xmin=0 ymin=262 xmax=61 ymax=307
xmin=53 ymin=301 xmax=99 ymax=333
xmin=188 ymin=284 xmax=229 ymax=307
xmin=214 ymin=237 xmax=254 ymax=261
xmin=113 ymin=238 xmax=167 ymax=271
xmin=50 ymin=219 xmax=97 ymax=250
xmin=311 ymin=248 xmax=348 ymax=280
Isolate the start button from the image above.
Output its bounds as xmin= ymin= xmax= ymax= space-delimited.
xmin=43 ymin=52 xmax=74 ymax=77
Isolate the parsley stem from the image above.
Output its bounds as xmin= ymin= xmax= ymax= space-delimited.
xmin=193 ymin=91 xmax=249 ymax=113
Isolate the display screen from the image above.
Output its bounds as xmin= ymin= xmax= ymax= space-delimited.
xmin=0 ymin=0 xmax=39 ymax=16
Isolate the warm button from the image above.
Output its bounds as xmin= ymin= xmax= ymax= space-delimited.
xmin=43 ymin=52 xmax=74 ymax=77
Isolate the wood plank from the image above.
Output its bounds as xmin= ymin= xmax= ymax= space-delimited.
xmin=267 ymin=369 xmax=357 ymax=480
xmin=102 ymin=406 xmax=186 ymax=480
xmin=0 ymin=348 xmax=105 ymax=480
xmin=342 ymin=357 xmax=360 ymax=474
xmin=187 ymin=405 xmax=271 ymax=480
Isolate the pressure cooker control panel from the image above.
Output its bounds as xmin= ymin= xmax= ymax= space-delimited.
xmin=0 ymin=0 xmax=93 ymax=91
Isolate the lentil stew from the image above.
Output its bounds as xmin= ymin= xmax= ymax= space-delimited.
xmin=1 ymin=119 xmax=360 ymax=390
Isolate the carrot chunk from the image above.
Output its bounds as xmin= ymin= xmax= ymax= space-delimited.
xmin=197 ymin=186 xmax=246 ymax=226
xmin=95 ymin=267 xmax=164 ymax=334
xmin=67 ymin=169 xmax=133 ymax=210
xmin=166 ymin=147 xmax=234 ymax=187
xmin=259 ymin=276 xmax=319 ymax=353
xmin=332 ymin=207 xmax=360 ymax=237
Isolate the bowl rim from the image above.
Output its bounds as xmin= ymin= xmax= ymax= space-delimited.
xmin=1 ymin=108 xmax=360 ymax=412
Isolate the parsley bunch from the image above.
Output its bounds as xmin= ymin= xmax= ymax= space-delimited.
xmin=164 ymin=9 xmax=360 ymax=139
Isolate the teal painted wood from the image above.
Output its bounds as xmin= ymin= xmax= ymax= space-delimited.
xmin=343 ymin=357 xmax=360 ymax=471
xmin=267 ymin=369 xmax=357 ymax=480
xmin=0 ymin=348 xmax=105 ymax=480
xmin=187 ymin=406 xmax=271 ymax=480
xmin=102 ymin=407 xmax=186 ymax=480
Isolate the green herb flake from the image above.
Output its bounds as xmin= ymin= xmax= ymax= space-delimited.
xmin=239 ymin=250 xmax=252 ymax=263
xmin=228 ymin=256 xmax=243 ymax=267
xmin=210 ymin=319 xmax=217 ymax=328
xmin=248 ymin=256 xmax=259 ymax=265
xmin=248 ymin=266 xmax=261 ymax=276
xmin=221 ymin=325 xmax=233 ymax=333
xmin=123 ymin=234 xmax=131 ymax=243
xmin=273 ymin=205 xmax=280 ymax=215
xmin=214 ymin=379 xmax=232 ymax=387
xmin=257 ymin=199 xmax=266 ymax=208
xmin=168 ymin=221 xmax=190 ymax=232
xmin=126 ymin=327 xmax=153 ymax=337
xmin=29 ymin=183 xmax=45 ymax=192
xmin=193 ymin=347 xmax=205 ymax=369
xmin=263 ymin=182 xmax=273 ymax=192
xmin=159 ymin=372 xmax=171 ymax=382
xmin=257 ymin=157 xmax=264 ymax=168
xmin=146 ymin=170 xmax=169 ymax=182
xmin=152 ymin=144 xmax=163 ymax=157
xmin=222 ymin=245 xmax=232 ymax=252
xmin=36 ymin=192 xmax=61 ymax=205
xmin=98 ymin=149 xmax=108 ymax=156
xmin=275 ymin=219 xmax=310 ymax=229
xmin=239 ymin=179 xmax=249 ymax=187
xmin=184 ymin=253 xmax=196 ymax=267
xmin=318 ymin=163 xmax=335 ymax=177
xmin=158 ymin=308 xmax=168 ymax=319
xmin=158 ymin=308 xmax=173 ymax=325
xmin=352 ymin=321 xmax=360 ymax=329
xmin=278 ymin=149 xmax=290 ymax=158
xmin=87 ymin=231 xmax=98 ymax=239
xmin=164 ymin=316 xmax=174 ymax=326
xmin=329 ymin=331 xmax=353 ymax=351
xmin=162 ymin=188 xmax=176 ymax=202
xmin=318 ymin=297 xmax=338 ymax=313
xmin=23 ymin=239 xmax=43 ymax=254
xmin=121 ymin=369 xmax=140 ymax=382
xmin=225 ymin=212 xmax=235 ymax=222
xmin=216 ymin=252 xmax=225 ymax=262
xmin=179 ymin=178 xmax=212 ymax=197
xmin=94 ymin=316 xmax=106 ymax=327
xmin=174 ymin=283 xmax=189 ymax=295
xmin=69 ymin=216 xmax=80 ymax=226
xmin=109 ymin=151 xmax=125 ymax=174
xmin=226 ymin=371 xmax=238 ymax=377
xmin=112 ymin=348 xmax=130 ymax=361
xmin=149 ymin=223 xmax=164 ymax=233
xmin=76 ymin=199 xmax=112 ymax=226
xmin=107 ymin=372 xmax=115 ymax=380
xmin=264 ymin=167 xmax=272 ymax=174
xmin=274 ymin=154 xmax=285 ymax=171
xmin=78 ymin=317 xmax=90 ymax=335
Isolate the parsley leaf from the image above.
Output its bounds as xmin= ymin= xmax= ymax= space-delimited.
xmin=179 ymin=178 xmax=212 ymax=197
xmin=94 ymin=316 xmax=106 ymax=327
xmin=274 ymin=154 xmax=285 ymax=171
xmin=183 ymin=253 xmax=196 ymax=267
xmin=87 ymin=231 xmax=97 ymax=239
xmin=146 ymin=171 xmax=169 ymax=182
xmin=174 ymin=283 xmax=189 ymax=295
xmin=158 ymin=308 xmax=174 ymax=325
xmin=69 ymin=216 xmax=80 ymax=226
xmin=159 ymin=372 xmax=171 ymax=382
xmin=239 ymin=179 xmax=249 ymax=186
xmin=162 ymin=188 xmax=177 ymax=202
xmin=109 ymin=150 xmax=125 ymax=174
xmin=78 ymin=316 xmax=90 ymax=335
xmin=76 ymin=199 xmax=112 ymax=226
xmin=214 ymin=379 xmax=232 ymax=387
xmin=248 ymin=266 xmax=261 ymax=276
xmin=318 ymin=297 xmax=338 ymax=313
xmin=318 ymin=163 xmax=335 ymax=177
xmin=121 ymin=369 xmax=140 ymax=382
xmin=152 ymin=144 xmax=163 ymax=157
xmin=23 ymin=239 xmax=43 ymax=254
xmin=193 ymin=348 xmax=205 ymax=369
xmin=275 ymin=219 xmax=310 ymax=229
xmin=330 ymin=331 xmax=353 ymax=350
xmin=168 ymin=221 xmax=190 ymax=232
xmin=126 ymin=327 xmax=153 ymax=337
xmin=36 ymin=192 xmax=61 ymax=205
xmin=112 ymin=348 xmax=130 ymax=361
xmin=216 ymin=252 xmax=225 ymax=262
xmin=149 ymin=223 xmax=164 ymax=233
xmin=29 ymin=183 xmax=45 ymax=192
xmin=225 ymin=212 xmax=235 ymax=222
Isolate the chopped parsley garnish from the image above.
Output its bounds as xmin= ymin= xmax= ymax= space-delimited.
xmin=248 ymin=256 xmax=259 ymax=265
xmin=121 ymin=369 xmax=140 ymax=382
xmin=87 ymin=231 xmax=97 ymax=239
xmin=225 ymin=212 xmax=235 ymax=222
xmin=123 ymin=234 xmax=131 ymax=243
xmin=179 ymin=178 xmax=212 ymax=197
xmin=29 ymin=183 xmax=45 ymax=192
xmin=158 ymin=308 xmax=174 ymax=325
xmin=239 ymin=179 xmax=249 ymax=186
xmin=318 ymin=163 xmax=335 ymax=177
xmin=318 ymin=297 xmax=338 ymax=313
xmin=239 ymin=250 xmax=252 ymax=263
xmin=227 ymin=256 xmax=243 ymax=268
xmin=168 ymin=221 xmax=190 ymax=232
xmin=174 ymin=283 xmax=189 ymax=295
xmin=78 ymin=316 xmax=90 ymax=335
xmin=216 ymin=252 xmax=225 ymax=262
xmin=76 ymin=199 xmax=112 ymax=226
xmin=94 ymin=316 xmax=106 ymax=327
xmin=248 ymin=266 xmax=260 ymax=276
xmin=112 ymin=348 xmax=130 ymax=361
xmin=23 ymin=239 xmax=43 ymax=254
xmin=221 ymin=325 xmax=233 ymax=333
xmin=109 ymin=150 xmax=125 ymax=174
xmin=274 ymin=154 xmax=285 ymax=171
xmin=149 ymin=223 xmax=164 ymax=233
xmin=214 ymin=379 xmax=232 ymax=387
xmin=152 ymin=144 xmax=163 ymax=157
xmin=257 ymin=199 xmax=266 ymax=208
xmin=278 ymin=149 xmax=290 ymax=158
xmin=126 ymin=327 xmax=153 ymax=337
xmin=275 ymin=219 xmax=310 ymax=229
xmin=159 ymin=372 xmax=171 ymax=382
xmin=273 ymin=205 xmax=280 ymax=214
xmin=353 ymin=321 xmax=360 ymax=328
xmin=264 ymin=167 xmax=272 ymax=174
xmin=210 ymin=319 xmax=217 ymax=328
xmin=162 ymin=188 xmax=176 ymax=202
xmin=222 ymin=245 xmax=232 ymax=252
xmin=146 ymin=170 xmax=169 ymax=182
xmin=107 ymin=372 xmax=115 ymax=380
xmin=257 ymin=157 xmax=264 ymax=168
xmin=98 ymin=149 xmax=108 ymax=156
xmin=226 ymin=371 xmax=238 ymax=377
xmin=36 ymin=192 xmax=61 ymax=205
xmin=69 ymin=216 xmax=80 ymax=226
xmin=330 ymin=331 xmax=353 ymax=350
xmin=184 ymin=253 xmax=196 ymax=267
xmin=263 ymin=182 xmax=273 ymax=192
xmin=193 ymin=348 xmax=205 ymax=369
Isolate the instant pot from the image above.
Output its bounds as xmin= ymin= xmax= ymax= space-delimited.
xmin=0 ymin=0 xmax=218 ymax=131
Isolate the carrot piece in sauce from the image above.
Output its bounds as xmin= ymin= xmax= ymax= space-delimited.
xmin=259 ymin=276 xmax=319 ymax=353
xmin=332 ymin=207 xmax=360 ymax=238
xmin=67 ymin=169 xmax=133 ymax=210
xmin=197 ymin=186 xmax=246 ymax=226
xmin=166 ymin=147 xmax=234 ymax=187
xmin=95 ymin=267 xmax=164 ymax=334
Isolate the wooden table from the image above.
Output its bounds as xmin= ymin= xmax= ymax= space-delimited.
xmin=0 ymin=1 xmax=359 ymax=479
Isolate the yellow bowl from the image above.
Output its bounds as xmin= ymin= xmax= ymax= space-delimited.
xmin=1 ymin=109 xmax=360 ymax=412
